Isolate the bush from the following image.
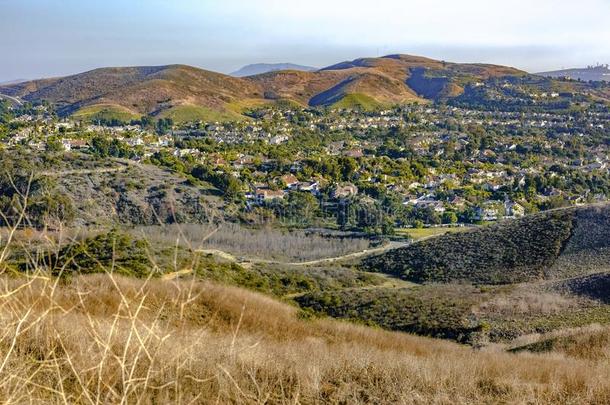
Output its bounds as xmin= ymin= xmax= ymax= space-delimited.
xmin=363 ymin=210 xmax=576 ymax=284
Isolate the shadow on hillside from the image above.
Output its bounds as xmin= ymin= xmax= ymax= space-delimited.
xmin=560 ymin=273 xmax=610 ymax=304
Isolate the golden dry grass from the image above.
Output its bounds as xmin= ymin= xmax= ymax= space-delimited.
xmin=0 ymin=271 xmax=608 ymax=404
xmin=0 ymin=193 xmax=607 ymax=404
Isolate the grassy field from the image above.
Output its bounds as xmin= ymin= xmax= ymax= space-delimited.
xmin=71 ymin=103 xmax=140 ymax=122
xmin=0 ymin=272 xmax=608 ymax=403
xmin=329 ymin=93 xmax=385 ymax=110
xmin=156 ymin=104 xmax=245 ymax=123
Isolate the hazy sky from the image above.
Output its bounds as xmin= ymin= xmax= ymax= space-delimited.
xmin=1 ymin=0 xmax=609 ymax=81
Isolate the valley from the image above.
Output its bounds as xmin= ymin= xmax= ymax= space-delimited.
xmin=0 ymin=53 xmax=609 ymax=403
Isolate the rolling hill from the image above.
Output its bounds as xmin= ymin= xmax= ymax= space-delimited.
xmin=10 ymin=54 xmax=609 ymax=119
xmin=295 ymin=204 xmax=610 ymax=344
xmin=0 ymin=65 xmax=264 ymax=122
xmin=0 ymin=54 xmax=532 ymax=121
xmin=2 ymin=272 xmax=608 ymax=403
xmin=363 ymin=204 xmax=610 ymax=285
xmin=538 ymin=65 xmax=610 ymax=82
xmin=230 ymin=62 xmax=317 ymax=77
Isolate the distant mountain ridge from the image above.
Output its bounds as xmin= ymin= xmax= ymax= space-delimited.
xmin=0 ymin=79 xmax=28 ymax=86
xmin=2 ymin=53 xmax=606 ymax=123
xmin=538 ymin=64 xmax=610 ymax=82
xmin=231 ymin=63 xmax=317 ymax=77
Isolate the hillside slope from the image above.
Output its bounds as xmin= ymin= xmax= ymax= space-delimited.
xmin=0 ymin=272 xmax=608 ymax=403
xmin=363 ymin=204 xmax=610 ymax=284
xmin=5 ymin=55 xmax=602 ymax=119
xmin=249 ymin=54 xmax=526 ymax=108
xmin=0 ymin=65 xmax=263 ymax=122
xmin=538 ymin=65 xmax=610 ymax=82
xmin=1 ymin=150 xmax=223 ymax=226
xmin=0 ymin=54 xmax=531 ymax=119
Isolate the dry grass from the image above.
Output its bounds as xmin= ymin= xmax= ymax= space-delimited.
xmin=0 ymin=272 xmax=608 ymax=404
xmin=133 ymin=223 xmax=373 ymax=262
xmin=0 ymin=192 xmax=608 ymax=404
xmin=475 ymin=290 xmax=580 ymax=317
xmin=508 ymin=324 xmax=610 ymax=361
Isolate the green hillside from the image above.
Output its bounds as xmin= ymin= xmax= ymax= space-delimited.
xmin=362 ymin=209 xmax=578 ymax=284
xmin=154 ymin=104 xmax=244 ymax=123
xmin=72 ymin=104 xmax=141 ymax=122
xmin=1 ymin=54 xmax=607 ymax=122
xmin=329 ymin=93 xmax=385 ymax=110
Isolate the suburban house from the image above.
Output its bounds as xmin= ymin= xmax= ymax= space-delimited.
xmin=332 ymin=183 xmax=358 ymax=199
xmin=62 ymin=139 xmax=89 ymax=151
xmin=473 ymin=205 xmax=499 ymax=221
xmin=280 ymin=174 xmax=299 ymax=189
xmin=255 ymin=188 xmax=286 ymax=203
xmin=298 ymin=181 xmax=320 ymax=195
xmin=504 ymin=200 xmax=525 ymax=218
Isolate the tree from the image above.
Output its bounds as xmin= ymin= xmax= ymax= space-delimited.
xmin=280 ymin=192 xmax=319 ymax=225
xmin=442 ymin=211 xmax=458 ymax=224
xmin=46 ymin=138 xmax=64 ymax=152
xmin=338 ymin=157 xmax=358 ymax=181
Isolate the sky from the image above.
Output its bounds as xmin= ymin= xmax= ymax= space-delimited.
xmin=0 ymin=0 xmax=609 ymax=81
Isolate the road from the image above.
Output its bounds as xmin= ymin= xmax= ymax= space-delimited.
xmin=0 ymin=93 xmax=24 ymax=107
xmin=164 ymin=240 xmax=410 ymax=282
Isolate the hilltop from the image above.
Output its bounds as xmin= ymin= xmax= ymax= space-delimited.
xmin=538 ymin=64 xmax=610 ymax=82
xmin=231 ymin=62 xmax=317 ymax=77
xmin=0 ymin=54 xmax=533 ymax=121
xmin=363 ymin=204 xmax=610 ymax=284
xmin=247 ymin=54 xmax=527 ymax=108
xmin=2 ymin=54 xmax=607 ymax=122
xmin=0 ymin=65 xmax=264 ymax=123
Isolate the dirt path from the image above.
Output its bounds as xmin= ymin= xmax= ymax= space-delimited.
xmin=0 ymin=93 xmax=23 ymax=106
xmin=194 ymin=240 xmax=409 ymax=268
xmin=161 ymin=269 xmax=193 ymax=280
xmin=40 ymin=166 xmax=129 ymax=176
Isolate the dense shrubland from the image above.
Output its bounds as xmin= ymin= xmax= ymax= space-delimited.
xmin=548 ymin=204 xmax=610 ymax=278
xmin=363 ymin=209 xmax=576 ymax=284
xmin=295 ymin=284 xmax=485 ymax=342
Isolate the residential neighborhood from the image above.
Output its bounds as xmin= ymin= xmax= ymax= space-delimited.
xmin=1 ymin=97 xmax=609 ymax=232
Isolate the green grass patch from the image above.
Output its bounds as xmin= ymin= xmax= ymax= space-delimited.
xmin=157 ymin=104 xmax=245 ymax=123
xmin=72 ymin=104 xmax=140 ymax=122
xmin=330 ymin=93 xmax=385 ymax=111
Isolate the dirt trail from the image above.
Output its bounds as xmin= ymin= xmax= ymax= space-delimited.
xmin=195 ymin=240 xmax=409 ymax=268
xmin=0 ymin=93 xmax=23 ymax=106
xmin=40 ymin=166 xmax=129 ymax=177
